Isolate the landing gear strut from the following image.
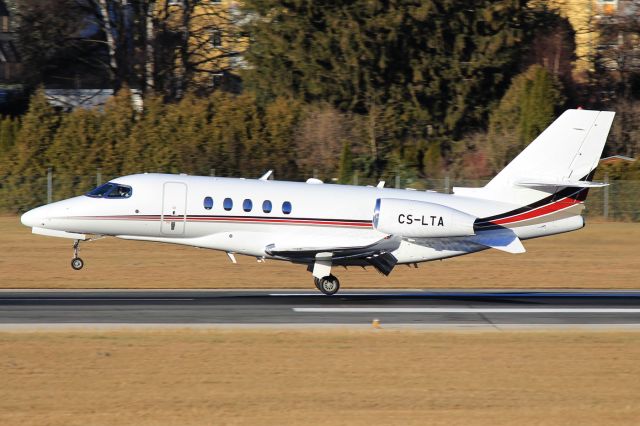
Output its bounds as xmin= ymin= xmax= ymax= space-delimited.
xmin=71 ymin=240 xmax=84 ymax=270
xmin=310 ymin=254 xmax=340 ymax=295
xmin=315 ymin=275 xmax=340 ymax=296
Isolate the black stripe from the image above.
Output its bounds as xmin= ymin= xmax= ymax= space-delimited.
xmin=474 ymin=173 xmax=592 ymax=226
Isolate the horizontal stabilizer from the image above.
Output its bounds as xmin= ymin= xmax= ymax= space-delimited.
xmin=515 ymin=180 xmax=608 ymax=188
xmin=473 ymin=228 xmax=525 ymax=254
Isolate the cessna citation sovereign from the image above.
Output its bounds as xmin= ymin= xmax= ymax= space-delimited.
xmin=21 ymin=109 xmax=615 ymax=295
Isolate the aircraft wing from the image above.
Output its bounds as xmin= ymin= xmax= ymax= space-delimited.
xmin=265 ymin=235 xmax=402 ymax=275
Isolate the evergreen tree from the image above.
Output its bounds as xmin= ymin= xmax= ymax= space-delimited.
xmin=208 ymin=92 xmax=261 ymax=177
xmin=4 ymin=89 xmax=60 ymax=211
xmin=46 ymin=108 xmax=101 ymax=200
xmin=487 ymin=64 xmax=565 ymax=172
xmin=262 ymin=97 xmax=303 ymax=179
xmin=338 ymin=141 xmax=353 ymax=184
xmin=123 ymin=94 xmax=172 ymax=175
xmin=242 ymin=0 xmax=530 ymax=142
xmin=0 ymin=116 xmax=19 ymax=155
xmin=94 ymin=88 xmax=137 ymax=179
xmin=172 ymin=94 xmax=216 ymax=176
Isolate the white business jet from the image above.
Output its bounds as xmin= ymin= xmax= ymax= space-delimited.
xmin=21 ymin=109 xmax=614 ymax=295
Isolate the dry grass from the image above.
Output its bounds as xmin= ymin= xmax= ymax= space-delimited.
xmin=1 ymin=329 xmax=640 ymax=425
xmin=0 ymin=216 xmax=638 ymax=289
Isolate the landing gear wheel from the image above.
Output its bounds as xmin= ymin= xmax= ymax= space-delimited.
xmin=318 ymin=275 xmax=340 ymax=296
xmin=71 ymin=257 xmax=84 ymax=270
xmin=314 ymin=277 xmax=322 ymax=291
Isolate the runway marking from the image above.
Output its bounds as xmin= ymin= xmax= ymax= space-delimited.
xmin=269 ymin=293 xmax=382 ymax=297
xmin=273 ymin=292 xmax=640 ymax=298
xmin=293 ymin=308 xmax=640 ymax=314
xmin=1 ymin=298 xmax=195 ymax=302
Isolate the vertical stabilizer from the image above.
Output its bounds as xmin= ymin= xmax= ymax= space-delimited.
xmin=487 ymin=109 xmax=615 ymax=188
xmin=454 ymin=109 xmax=615 ymax=204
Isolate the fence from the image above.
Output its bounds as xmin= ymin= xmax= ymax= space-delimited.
xmin=5 ymin=169 xmax=640 ymax=221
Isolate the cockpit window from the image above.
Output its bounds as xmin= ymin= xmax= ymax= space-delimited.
xmin=108 ymin=185 xmax=132 ymax=198
xmin=86 ymin=182 xmax=132 ymax=199
xmin=86 ymin=183 xmax=114 ymax=198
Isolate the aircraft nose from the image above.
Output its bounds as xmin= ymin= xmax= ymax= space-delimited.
xmin=20 ymin=206 xmax=47 ymax=228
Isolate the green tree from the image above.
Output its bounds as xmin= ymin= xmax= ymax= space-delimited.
xmin=242 ymin=0 xmax=532 ymax=167
xmin=3 ymin=89 xmax=61 ymax=211
xmin=172 ymin=94 xmax=216 ymax=176
xmin=487 ymin=64 xmax=565 ymax=172
xmin=0 ymin=116 xmax=20 ymax=156
xmin=46 ymin=108 xmax=101 ymax=200
xmin=338 ymin=141 xmax=353 ymax=184
xmin=94 ymin=88 xmax=137 ymax=179
xmin=122 ymin=94 xmax=173 ymax=175
xmin=208 ymin=92 xmax=261 ymax=177
xmin=261 ymin=97 xmax=304 ymax=179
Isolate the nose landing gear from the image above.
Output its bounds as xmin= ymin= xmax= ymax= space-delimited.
xmin=71 ymin=240 xmax=84 ymax=270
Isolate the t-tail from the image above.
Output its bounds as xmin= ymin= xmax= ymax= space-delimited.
xmin=454 ymin=109 xmax=616 ymax=232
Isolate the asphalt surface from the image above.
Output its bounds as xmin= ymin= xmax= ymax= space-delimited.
xmin=2 ymin=289 xmax=640 ymax=328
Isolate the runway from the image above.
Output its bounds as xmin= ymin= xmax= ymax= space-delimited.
xmin=2 ymin=289 xmax=640 ymax=328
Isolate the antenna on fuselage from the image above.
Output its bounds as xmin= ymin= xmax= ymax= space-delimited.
xmin=259 ymin=170 xmax=273 ymax=181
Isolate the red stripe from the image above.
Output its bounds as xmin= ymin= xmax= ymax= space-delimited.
xmin=71 ymin=216 xmax=372 ymax=228
xmin=187 ymin=217 xmax=370 ymax=227
xmin=491 ymin=197 xmax=582 ymax=225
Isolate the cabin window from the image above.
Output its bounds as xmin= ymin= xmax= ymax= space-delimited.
xmin=223 ymin=198 xmax=233 ymax=211
xmin=203 ymin=197 xmax=213 ymax=210
xmin=85 ymin=182 xmax=132 ymax=199
xmin=282 ymin=201 xmax=292 ymax=215
xmin=262 ymin=200 xmax=272 ymax=213
xmin=243 ymin=199 xmax=253 ymax=212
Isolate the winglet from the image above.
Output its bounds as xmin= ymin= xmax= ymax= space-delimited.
xmin=259 ymin=170 xmax=273 ymax=181
xmin=473 ymin=228 xmax=526 ymax=254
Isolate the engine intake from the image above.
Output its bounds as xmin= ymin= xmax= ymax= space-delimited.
xmin=373 ymin=198 xmax=476 ymax=238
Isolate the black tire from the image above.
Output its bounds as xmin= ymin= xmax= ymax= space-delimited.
xmin=71 ymin=257 xmax=84 ymax=270
xmin=313 ymin=277 xmax=322 ymax=291
xmin=319 ymin=275 xmax=340 ymax=296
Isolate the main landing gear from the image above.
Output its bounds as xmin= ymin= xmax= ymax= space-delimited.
xmin=71 ymin=240 xmax=84 ymax=270
xmin=310 ymin=253 xmax=341 ymax=295
xmin=314 ymin=275 xmax=340 ymax=296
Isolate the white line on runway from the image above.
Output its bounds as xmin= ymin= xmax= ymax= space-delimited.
xmin=293 ymin=308 xmax=640 ymax=314
xmin=270 ymin=293 xmax=379 ymax=297
xmin=5 ymin=298 xmax=195 ymax=301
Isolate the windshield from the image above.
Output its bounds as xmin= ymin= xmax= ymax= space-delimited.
xmin=86 ymin=182 xmax=133 ymax=199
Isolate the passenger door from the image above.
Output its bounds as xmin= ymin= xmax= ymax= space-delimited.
xmin=161 ymin=182 xmax=187 ymax=235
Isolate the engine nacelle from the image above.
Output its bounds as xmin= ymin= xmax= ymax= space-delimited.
xmin=373 ymin=198 xmax=476 ymax=238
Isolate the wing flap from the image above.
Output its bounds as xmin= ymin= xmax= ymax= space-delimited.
xmin=265 ymin=234 xmax=384 ymax=256
xmin=266 ymin=235 xmax=401 ymax=275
